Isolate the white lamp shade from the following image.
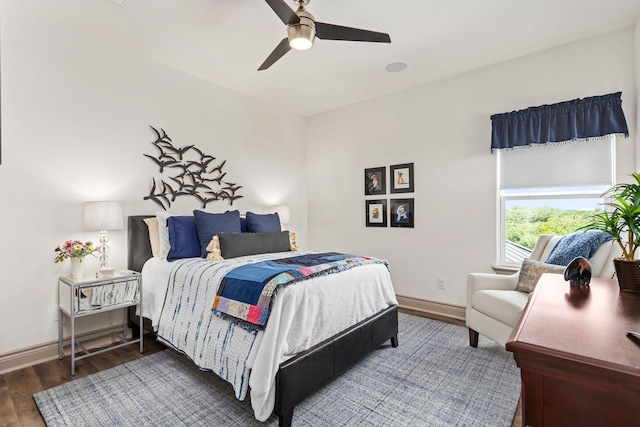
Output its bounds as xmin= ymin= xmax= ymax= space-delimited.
xmin=83 ymin=201 xmax=124 ymax=231
xmin=270 ymin=205 xmax=291 ymax=225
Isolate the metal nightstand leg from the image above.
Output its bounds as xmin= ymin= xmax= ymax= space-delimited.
xmin=70 ymin=313 xmax=76 ymax=375
xmin=139 ymin=286 xmax=144 ymax=353
xmin=58 ymin=309 xmax=63 ymax=360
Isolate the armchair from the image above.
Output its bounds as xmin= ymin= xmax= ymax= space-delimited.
xmin=466 ymin=234 xmax=620 ymax=347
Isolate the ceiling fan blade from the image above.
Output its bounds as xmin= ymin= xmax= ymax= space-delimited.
xmin=264 ymin=0 xmax=300 ymax=25
xmin=258 ymin=38 xmax=292 ymax=70
xmin=315 ymin=22 xmax=391 ymax=43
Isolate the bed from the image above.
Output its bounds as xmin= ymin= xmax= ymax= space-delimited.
xmin=126 ymin=214 xmax=399 ymax=427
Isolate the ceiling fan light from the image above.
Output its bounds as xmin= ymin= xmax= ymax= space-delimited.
xmin=287 ymin=20 xmax=315 ymax=50
xmin=290 ymin=35 xmax=313 ymax=50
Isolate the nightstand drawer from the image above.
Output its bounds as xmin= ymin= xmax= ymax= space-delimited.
xmin=58 ymin=272 xmax=141 ymax=316
xmin=81 ymin=279 xmax=139 ymax=313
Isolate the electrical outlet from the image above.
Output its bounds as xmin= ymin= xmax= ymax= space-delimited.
xmin=53 ymin=307 xmax=60 ymax=323
xmin=437 ymin=277 xmax=446 ymax=290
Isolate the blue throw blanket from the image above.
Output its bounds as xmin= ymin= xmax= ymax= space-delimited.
xmin=212 ymin=252 xmax=389 ymax=328
xmin=545 ymin=230 xmax=612 ymax=266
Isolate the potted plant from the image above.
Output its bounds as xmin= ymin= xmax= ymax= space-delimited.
xmin=581 ymin=172 xmax=640 ymax=291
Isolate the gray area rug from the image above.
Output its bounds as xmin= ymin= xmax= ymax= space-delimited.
xmin=35 ymin=313 xmax=520 ymax=426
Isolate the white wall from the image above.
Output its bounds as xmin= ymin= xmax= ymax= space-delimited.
xmin=637 ymin=17 xmax=640 ymax=169
xmin=307 ymin=28 xmax=637 ymax=307
xmin=0 ymin=4 xmax=308 ymax=355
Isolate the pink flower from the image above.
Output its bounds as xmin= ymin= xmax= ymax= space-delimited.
xmin=54 ymin=239 xmax=97 ymax=263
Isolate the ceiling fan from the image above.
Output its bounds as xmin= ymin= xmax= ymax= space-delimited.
xmin=259 ymin=0 xmax=391 ymax=70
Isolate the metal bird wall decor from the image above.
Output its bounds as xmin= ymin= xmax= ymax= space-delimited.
xmin=143 ymin=126 xmax=243 ymax=210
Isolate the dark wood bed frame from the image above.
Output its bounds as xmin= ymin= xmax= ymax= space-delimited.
xmin=126 ymin=215 xmax=398 ymax=427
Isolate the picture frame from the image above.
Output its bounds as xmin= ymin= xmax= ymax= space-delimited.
xmin=390 ymin=198 xmax=414 ymax=228
xmin=390 ymin=163 xmax=414 ymax=193
xmin=364 ymin=167 xmax=386 ymax=195
xmin=365 ymin=199 xmax=387 ymax=227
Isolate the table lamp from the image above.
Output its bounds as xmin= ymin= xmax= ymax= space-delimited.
xmin=270 ymin=205 xmax=291 ymax=225
xmin=83 ymin=201 xmax=123 ymax=278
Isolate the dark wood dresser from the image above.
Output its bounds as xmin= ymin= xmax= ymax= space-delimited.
xmin=506 ymin=273 xmax=640 ymax=427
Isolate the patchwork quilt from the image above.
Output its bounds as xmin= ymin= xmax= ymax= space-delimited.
xmin=213 ymin=252 xmax=389 ymax=327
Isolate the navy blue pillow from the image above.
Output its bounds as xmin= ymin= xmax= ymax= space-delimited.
xmin=246 ymin=212 xmax=281 ymax=233
xmin=167 ymin=216 xmax=201 ymax=261
xmin=193 ymin=210 xmax=242 ymax=257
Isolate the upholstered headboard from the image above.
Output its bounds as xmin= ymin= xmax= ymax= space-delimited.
xmin=127 ymin=215 xmax=154 ymax=272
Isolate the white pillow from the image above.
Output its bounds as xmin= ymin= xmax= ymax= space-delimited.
xmin=155 ymin=211 xmax=176 ymax=259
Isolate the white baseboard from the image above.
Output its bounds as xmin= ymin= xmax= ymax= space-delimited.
xmin=0 ymin=324 xmax=132 ymax=375
xmin=396 ymin=294 xmax=466 ymax=321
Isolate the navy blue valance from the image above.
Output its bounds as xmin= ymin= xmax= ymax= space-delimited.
xmin=490 ymin=92 xmax=629 ymax=152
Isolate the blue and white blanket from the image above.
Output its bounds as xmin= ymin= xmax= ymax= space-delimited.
xmin=154 ymin=251 xmax=397 ymax=422
xmin=545 ymin=230 xmax=613 ymax=266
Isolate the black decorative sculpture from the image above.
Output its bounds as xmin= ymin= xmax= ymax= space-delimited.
xmin=143 ymin=126 xmax=243 ymax=209
xmin=564 ymin=256 xmax=592 ymax=286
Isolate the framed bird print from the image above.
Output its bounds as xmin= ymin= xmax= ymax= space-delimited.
xmin=364 ymin=167 xmax=386 ymax=195
xmin=390 ymin=198 xmax=414 ymax=228
xmin=366 ymin=199 xmax=387 ymax=227
xmin=390 ymin=163 xmax=414 ymax=193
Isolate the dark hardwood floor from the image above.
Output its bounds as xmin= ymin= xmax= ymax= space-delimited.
xmin=1 ymin=312 xmax=521 ymax=427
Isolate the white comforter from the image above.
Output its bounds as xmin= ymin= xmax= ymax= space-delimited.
xmin=141 ymin=251 xmax=397 ymax=422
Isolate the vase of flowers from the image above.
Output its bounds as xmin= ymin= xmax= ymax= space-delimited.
xmin=54 ymin=240 xmax=97 ymax=279
xmin=69 ymin=257 xmax=85 ymax=279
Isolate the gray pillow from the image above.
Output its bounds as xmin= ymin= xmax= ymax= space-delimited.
xmin=217 ymin=231 xmax=291 ymax=259
xmin=515 ymin=258 xmax=566 ymax=293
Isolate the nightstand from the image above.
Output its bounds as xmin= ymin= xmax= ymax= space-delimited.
xmin=58 ymin=270 xmax=143 ymax=375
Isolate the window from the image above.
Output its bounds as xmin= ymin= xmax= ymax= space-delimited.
xmin=499 ymin=187 xmax=608 ymax=264
xmin=497 ymin=137 xmax=615 ymax=265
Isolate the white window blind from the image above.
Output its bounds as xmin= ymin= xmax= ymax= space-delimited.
xmin=499 ymin=138 xmax=614 ymax=189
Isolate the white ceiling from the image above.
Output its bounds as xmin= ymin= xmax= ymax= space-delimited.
xmin=24 ymin=0 xmax=640 ymax=116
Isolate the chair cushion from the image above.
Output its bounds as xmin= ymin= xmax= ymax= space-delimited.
xmin=588 ymin=240 xmax=620 ymax=278
xmin=471 ymin=290 xmax=530 ymax=327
